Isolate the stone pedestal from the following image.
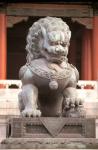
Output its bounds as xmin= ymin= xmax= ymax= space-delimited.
xmin=7 ymin=117 xmax=96 ymax=138
xmin=1 ymin=117 xmax=98 ymax=149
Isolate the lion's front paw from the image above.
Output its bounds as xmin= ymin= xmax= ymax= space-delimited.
xmin=21 ymin=108 xmax=41 ymax=117
xmin=63 ymin=97 xmax=85 ymax=117
xmin=63 ymin=97 xmax=83 ymax=109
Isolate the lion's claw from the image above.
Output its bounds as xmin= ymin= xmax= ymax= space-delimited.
xmin=21 ymin=108 xmax=41 ymax=117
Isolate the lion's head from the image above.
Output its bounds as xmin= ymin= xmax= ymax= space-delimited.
xmin=26 ymin=16 xmax=71 ymax=64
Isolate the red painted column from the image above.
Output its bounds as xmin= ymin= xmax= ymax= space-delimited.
xmin=81 ymin=29 xmax=92 ymax=80
xmin=0 ymin=13 xmax=7 ymax=79
xmin=92 ymin=16 xmax=98 ymax=80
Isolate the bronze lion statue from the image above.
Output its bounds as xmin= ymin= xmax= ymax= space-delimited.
xmin=18 ymin=17 xmax=84 ymax=117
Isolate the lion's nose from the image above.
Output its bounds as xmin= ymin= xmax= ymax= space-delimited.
xmin=55 ymin=46 xmax=65 ymax=54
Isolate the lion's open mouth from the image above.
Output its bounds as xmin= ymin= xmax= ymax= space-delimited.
xmin=44 ymin=48 xmax=66 ymax=62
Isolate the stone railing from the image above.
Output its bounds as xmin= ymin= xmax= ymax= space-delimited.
xmin=0 ymin=80 xmax=22 ymax=89
xmin=0 ymin=80 xmax=22 ymax=116
xmin=0 ymin=79 xmax=97 ymax=89
xmin=0 ymin=80 xmax=98 ymax=116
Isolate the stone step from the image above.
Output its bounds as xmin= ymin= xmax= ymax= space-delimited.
xmin=1 ymin=137 xmax=98 ymax=149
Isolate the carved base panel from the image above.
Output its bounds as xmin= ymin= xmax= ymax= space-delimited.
xmin=6 ymin=117 xmax=95 ymax=138
xmin=1 ymin=117 xmax=97 ymax=149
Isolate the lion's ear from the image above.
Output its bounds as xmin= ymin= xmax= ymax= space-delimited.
xmin=40 ymin=26 xmax=47 ymax=39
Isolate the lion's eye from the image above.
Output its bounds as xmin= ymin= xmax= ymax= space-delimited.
xmin=61 ymin=43 xmax=66 ymax=47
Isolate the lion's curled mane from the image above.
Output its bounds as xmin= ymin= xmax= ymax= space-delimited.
xmin=26 ymin=16 xmax=71 ymax=63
